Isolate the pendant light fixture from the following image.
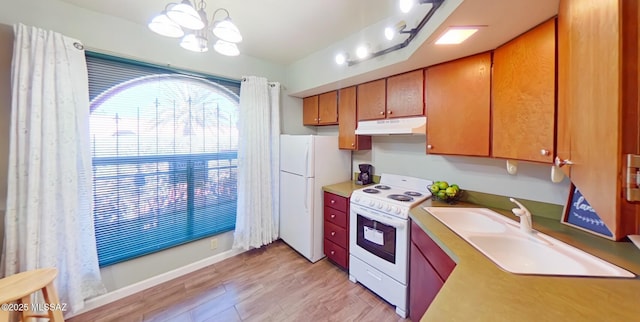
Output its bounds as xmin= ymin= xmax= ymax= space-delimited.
xmin=148 ymin=0 xmax=242 ymax=56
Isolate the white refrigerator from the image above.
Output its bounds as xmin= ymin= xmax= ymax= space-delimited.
xmin=279 ymin=134 xmax=351 ymax=262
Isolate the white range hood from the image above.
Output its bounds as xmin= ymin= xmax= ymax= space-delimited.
xmin=354 ymin=116 xmax=426 ymax=135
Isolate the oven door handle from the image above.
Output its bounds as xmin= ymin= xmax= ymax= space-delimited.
xmin=359 ymin=212 xmax=406 ymax=229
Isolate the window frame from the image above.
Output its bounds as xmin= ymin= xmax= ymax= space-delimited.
xmin=86 ymin=52 xmax=241 ymax=267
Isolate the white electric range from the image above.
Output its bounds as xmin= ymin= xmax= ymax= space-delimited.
xmin=348 ymin=173 xmax=432 ymax=318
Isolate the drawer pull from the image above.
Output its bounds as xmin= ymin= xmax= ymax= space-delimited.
xmin=331 ymin=231 xmax=336 ymax=236
xmin=330 ymin=250 xmax=335 ymax=255
xmin=330 ymin=214 xmax=336 ymax=219
xmin=330 ymin=200 xmax=336 ymax=204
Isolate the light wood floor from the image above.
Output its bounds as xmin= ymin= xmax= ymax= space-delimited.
xmin=68 ymin=240 xmax=410 ymax=322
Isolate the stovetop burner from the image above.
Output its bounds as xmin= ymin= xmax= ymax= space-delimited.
xmin=388 ymin=194 xmax=414 ymax=202
xmin=375 ymin=185 xmax=391 ymax=190
xmin=404 ymin=191 xmax=422 ymax=197
xmin=363 ymin=188 xmax=379 ymax=194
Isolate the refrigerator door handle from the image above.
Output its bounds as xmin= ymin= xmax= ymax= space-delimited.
xmin=304 ymin=182 xmax=309 ymax=210
xmin=304 ymin=142 xmax=310 ymax=178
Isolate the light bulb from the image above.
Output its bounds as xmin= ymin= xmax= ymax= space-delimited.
xmin=356 ymin=45 xmax=369 ymax=59
xmin=335 ymin=53 xmax=348 ymax=65
xmin=214 ymin=40 xmax=240 ymax=56
xmin=399 ymin=0 xmax=414 ymax=13
xmin=385 ymin=27 xmax=395 ymax=41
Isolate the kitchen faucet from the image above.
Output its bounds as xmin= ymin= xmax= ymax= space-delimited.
xmin=510 ymin=198 xmax=532 ymax=233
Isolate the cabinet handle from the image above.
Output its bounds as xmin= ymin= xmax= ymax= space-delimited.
xmin=379 ymin=111 xmax=385 ymax=115
xmin=330 ymin=250 xmax=335 ymax=255
xmin=554 ymin=156 xmax=574 ymax=167
xmin=331 ymin=231 xmax=336 ymax=236
xmin=314 ymin=118 xmax=317 ymax=121
xmin=318 ymin=118 xmax=321 ymax=121
xmin=388 ymin=110 xmax=393 ymax=115
xmin=351 ymin=143 xmax=355 ymax=147
xmin=540 ymin=149 xmax=550 ymax=156
xmin=330 ymin=214 xmax=336 ymax=219
xmin=427 ymin=144 xmax=433 ymax=150
xmin=330 ymin=200 xmax=335 ymax=204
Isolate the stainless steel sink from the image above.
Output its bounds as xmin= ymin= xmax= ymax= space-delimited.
xmin=424 ymin=207 xmax=635 ymax=278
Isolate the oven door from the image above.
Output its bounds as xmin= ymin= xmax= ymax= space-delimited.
xmin=349 ymin=203 xmax=409 ymax=284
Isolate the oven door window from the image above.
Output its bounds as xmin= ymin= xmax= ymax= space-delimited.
xmin=356 ymin=214 xmax=396 ymax=263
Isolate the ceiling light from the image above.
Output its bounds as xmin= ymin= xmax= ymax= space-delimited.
xmin=399 ymin=0 xmax=415 ymax=13
xmin=166 ymin=0 xmax=204 ymax=30
xmin=211 ymin=9 xmax=243 ymax=43
xmin=435 ymin=27 xmax=479 ymax=45
xmin=356 ymin=45 xmax=370 ymax=59
xmin=335 ymin=52 xmax=349 ymax=65
xmin=334 ymin=0 xmax=444 ymax=66
xmin=149 ymin=0 xmax=242 ymax=55
xmin=385 ymin=21 xmax=408 ymax=41
xmin=148 ymin=9 xmax=185 ymax=38
xmin=214 ymin=40 xmax=240 ymax=56
xmin=181 ymin=31 xmax=209 ymax=53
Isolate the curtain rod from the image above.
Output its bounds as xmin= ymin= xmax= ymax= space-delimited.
xmin=241 ymin=77 xmax=277 ymax=85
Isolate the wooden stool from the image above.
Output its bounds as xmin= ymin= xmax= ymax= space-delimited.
xmin=0 ymin=268 xmax=65 ymax=322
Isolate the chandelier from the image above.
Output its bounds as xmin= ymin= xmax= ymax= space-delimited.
xmin=148 ymin=0 xmax=242 ymax=56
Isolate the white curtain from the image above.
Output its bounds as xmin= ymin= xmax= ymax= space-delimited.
xmin=233 ymin=76 xmax=281 ymax=250
xmin=1 ymin=24 xmax=105 ymax=314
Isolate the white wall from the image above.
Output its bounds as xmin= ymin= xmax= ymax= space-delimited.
xmin=353 ymin=136 xmax=570 ymax=206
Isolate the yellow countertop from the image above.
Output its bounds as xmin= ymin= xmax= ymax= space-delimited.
xmin=322 ymin=181 xmax=371 ymax=198
xmin=411 ymin=199 xmax=640 ymax=322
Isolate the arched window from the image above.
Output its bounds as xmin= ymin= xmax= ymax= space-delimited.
xmin=87 ymin=54 xmax=240 ymax=266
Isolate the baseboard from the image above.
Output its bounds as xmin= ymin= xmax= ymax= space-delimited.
xmin=67 ymin=247 xmax=245 ymax=318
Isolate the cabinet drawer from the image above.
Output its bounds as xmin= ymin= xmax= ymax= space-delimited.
xmin=324 ymin=221 xmax=348 ymax=248
xmin=324 ymin=192 xmax=348 ymax=212
xmin=324 ymin=206 xmax=348 ymax=228
xmin=324 ymin=239 xmax=348 ymax=269
xmin=411 ymin=220 xmax=456 ymax=280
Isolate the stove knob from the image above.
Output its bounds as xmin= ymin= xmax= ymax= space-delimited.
xmin=368 ymin=199 xmax=375 ymax=206
xmin=385 ymin=204 xmax=392 ymax=211
xmin=394 ymin=207 xmax=401 ymax=214
xmin=353 ymin=195 xmax=360 ymax=202
xmin=376 ymin=202 xmax=383 ymax=209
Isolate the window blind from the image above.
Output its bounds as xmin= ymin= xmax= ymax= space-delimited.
xmin=87 ymin=52 xmax=240 ymax=266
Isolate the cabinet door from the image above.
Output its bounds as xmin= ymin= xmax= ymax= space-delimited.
xmin=425 ymin=53 xmax=491 ymax=156
xmin=357 ymin=79 xmax=386 ymax=121
xmin=318 ymin=91 xmax=338 ymax=125
xmin=387 ymin=69 xmax=424 ymax=118
xmin=492 ymin=19 xmax=556 ymax=163
xmin=557 ymin=0 xmax=639 ymax=240
xmin=338 ymin=86 xmax=372 ymax=150
xmin=302 ymin=95 xmax=319 ymax=125
xmin=409 ymin=241 xmax=444 ymax=322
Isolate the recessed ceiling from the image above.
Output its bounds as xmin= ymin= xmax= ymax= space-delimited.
xmin=59 ymin=0 xmax=559 ymax=68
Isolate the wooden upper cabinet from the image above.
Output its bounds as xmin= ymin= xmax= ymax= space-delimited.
xmin=302 ymin=95 xmax=319 ymax=125
xmin=425 ymin=52 xmax=491 ymax=156
xmin=386 ymin=69 xmax=424 ymax=118
xmin=492 ymin=18 xmax=556 ymax=163
xmin=318 ymin=91 xmax=338 ymax=125
xmin=557 ymin=0 xmax=639 ymax=240
xmin=302 ymin=91 xmax=338 ymax=126
xmin=357 ymin=79 xmax=386 ymax=121
xmin=338 ymin=86 xmax=371 ymax=150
